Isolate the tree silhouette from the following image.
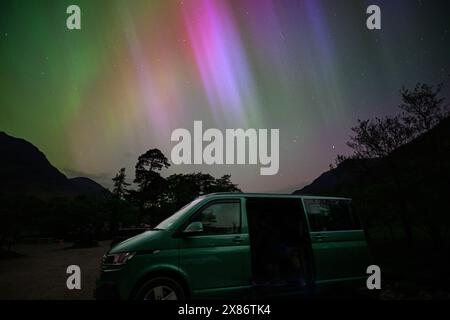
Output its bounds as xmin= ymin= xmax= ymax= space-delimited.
xmin=166 ymin=173 xmax=200 ymax=207
xmin=112 ymin=148 xmax=242 ymax=225
xmin=346 ymin=115 xmax=413 ymax=159
xmin=132 ymin=149 xmax=170 ymax=223
xmin=112 ymin=168 xmax=130 ymax=200
xmin=399 ymin=82 xmax=449 ymax=134
xmin=214 ymin=174 xmax=241 ymax=193
xmin=0 ymin=195 xmax=41 ymax=253
xmin=336 ymin=82 xmax=448 ymax=165
xmin=134 ymin=149 xmax=170 ymax=189
xmin=338 ymin=115 xmax=416 ymax=245
xmin=166 ymin=173 xmax=241 ymax=210
xmin=332 ymin=82 xmax=450 ymax=247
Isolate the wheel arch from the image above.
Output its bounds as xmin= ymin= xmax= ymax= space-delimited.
xmin=129 ymin=268 xmax=191 ymax=300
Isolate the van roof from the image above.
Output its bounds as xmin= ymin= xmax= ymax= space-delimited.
xmin=199 ymin=192 xmax=351 ymax=201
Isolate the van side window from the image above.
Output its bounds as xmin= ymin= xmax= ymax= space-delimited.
xmin=304 ymin=199 xmax=360 ymax=232
xmin=191 ymin=202 xmax=241 ymax=235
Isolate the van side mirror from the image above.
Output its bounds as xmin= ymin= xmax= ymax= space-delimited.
xmin=182 ymin=221 xmax=203 ymax=235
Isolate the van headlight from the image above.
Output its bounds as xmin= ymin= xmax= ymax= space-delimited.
xmin=102 ymin=252 xmax=136 ymax=266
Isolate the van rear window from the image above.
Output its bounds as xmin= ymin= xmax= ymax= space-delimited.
xmin=303 ymin=199 xmax=361 ymax=232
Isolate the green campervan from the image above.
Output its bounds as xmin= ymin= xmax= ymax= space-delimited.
xmin=95 ymin=193 xmax=370 ymax=300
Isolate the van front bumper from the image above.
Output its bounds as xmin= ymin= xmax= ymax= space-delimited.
xmin=94 ymin=268 xmax=127 ymax=300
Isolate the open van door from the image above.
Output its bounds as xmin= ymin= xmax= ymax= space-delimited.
xmin=302 ymin=198 xmax=370 ymax=289
xmin=246 ymin=197 xmax=314 ymax=297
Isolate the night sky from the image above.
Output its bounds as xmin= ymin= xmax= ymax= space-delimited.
xmin=1 ymin=0 xmax=449 ymax=192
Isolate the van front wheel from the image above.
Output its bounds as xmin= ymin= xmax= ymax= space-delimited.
xmin=134 ymin=277 xmax=185 ymax=300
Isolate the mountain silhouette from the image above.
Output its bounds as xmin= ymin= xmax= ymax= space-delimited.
xmin=0 ymin=131 xmax=108 ymax=197
xmin=294 ymin=116 xmax=450 ymax=196
xmin=69 ymin=177 xmax=106 ymax=194
xmin=294 ymin=158 xmax=379 ymax=195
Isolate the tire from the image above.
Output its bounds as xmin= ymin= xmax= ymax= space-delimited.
xmin=134 ymin=277 xmax=186 ymax=300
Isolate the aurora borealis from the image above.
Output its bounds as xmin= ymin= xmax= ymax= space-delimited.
xmin=1 ymin=0 xmax=449 ymax=192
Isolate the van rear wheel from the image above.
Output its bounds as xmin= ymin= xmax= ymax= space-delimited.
xmin=134 ymin=277 xmax=185 ymax=300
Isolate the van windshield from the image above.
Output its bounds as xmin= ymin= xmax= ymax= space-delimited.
xmin=155 ymin=198 xmax=203 ymax=230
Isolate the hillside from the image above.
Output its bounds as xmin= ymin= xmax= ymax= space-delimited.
xmin=0 ymin=132 xmax=109 ymax=197
xmin=294 ymin=116 xmax=450 ymax=196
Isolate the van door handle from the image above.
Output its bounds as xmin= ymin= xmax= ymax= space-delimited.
xmin=312 ymin=234 xmax=325 ymax=241
xmin=233 ymin=236 xmax=243 ymax=243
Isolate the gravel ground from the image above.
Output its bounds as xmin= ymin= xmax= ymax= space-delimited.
xmin=0 ymin=241 xmax=110 ymax=300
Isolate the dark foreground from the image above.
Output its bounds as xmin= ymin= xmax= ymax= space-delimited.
xmin=1 ymin=241 xmax=450 ymax=300
xmin=0 ymin=242 xmax=109 ymax=300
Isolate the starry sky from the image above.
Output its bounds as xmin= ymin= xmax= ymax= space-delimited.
xmin=1 ymin=0 xmax=449 ymax=192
